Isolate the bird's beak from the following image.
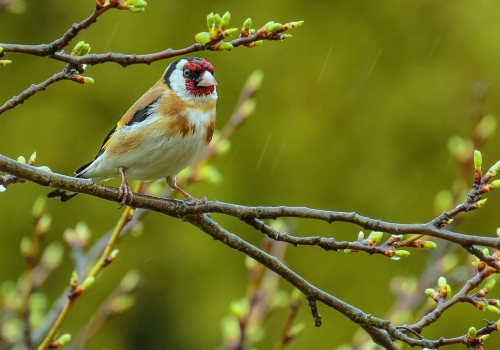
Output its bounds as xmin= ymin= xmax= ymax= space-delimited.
xmin=197 ymin=71 xmax=218 ymax=87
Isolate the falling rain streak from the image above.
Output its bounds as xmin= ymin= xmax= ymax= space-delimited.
xmin=256 ymin=134 xmax=272 ymax=171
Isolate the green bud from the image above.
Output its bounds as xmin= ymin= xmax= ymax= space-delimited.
xmin=214 ymin=14 xmax=222 ymax=28
xmin=267 ymin=23 xmax=283 ymax=32
xmin=280 ymin=34 xmax=293 ymax=39
xmin=131 ymin=0 xmax=147 ymax=6
xmin=474 ymin=150 xmax=482 ymax=170
xmin=486 ymin=279 xmax=496 ymax=290
xmin=447 ymin=136 xmax=467 ymax=157
xmin=290 ymin=20 xmax=304 ymax=28
xmin=491 ymin=179 xmax=500 ymax=189
xmin=70 ymin=271 xmax=78 ymax=288
xmin=29 ymin=151 xmax=37 ymax=164
xmin=245 ymin=255 xmax=259 ymax=270
xmin=487 ymin=160 xmax=500 ymax=178
xmin=438 ymin=277 xmax=447 ymax=288
xmin=37 ymin=166 xmax=52 ymax=172
xmin=82 ymin=277 xmax=95 ymax=290
xmin=288 ymin=322 xmax=305 ymax=338
xmin=291 ymin=288 xmax=302 ymax=302
xmin=57 ymin=333 xmax=72 ymax=345
xmin=71 ymin=41 xmax=91 ymax=56
xmin=32 ymin=196 xmax=46 ymax=219
xmin=198 ymin=164 xmax=223 ymax=185
xmin=84 ymin=77 xmax=94 ymax=85
xmin=344 ymin=249 xmax=353 ymax=254
xmin=110 ymin=295 xmax=136 ymax=313
xmin=472 ymin=198 xmax=488 ymax=209
xmin=129 ymin=6 xmax=145 ymax=13
xmin=225 ymin=28 xmax=238 ymax=36
xmin=230 ymin=298 xmax=249 ymax=318
xmin=480 ymin=334 xmax=490 ymax=342
xmin=195 ymin=32 xmax=211 ymax=45
xmin=475 ymin=114 xmax=497 ymax=140
xmin=0 ymin=60 xmax=12 ymax=66
xmin=271 ymin=290 xmax=290 ymax=309
xmin=75 ymin=222 xmax=91 ymax=242
xmin=423 ymin=241 xmax=437 ymax=250
xmin=17 ymin=156 xmax=26 ymax=164
xmin=425 ymin=288 xmax=435 ymax=296
xmin=486 ymin=305 xmax=500 ymax=314
xmin=468 ymin=327 xmax=477 ymax=338
xmin=41 ymin=242 xmax=64 ymax=269
xmin=20 ymin=237 xmax=33 ymax=256
xmin=220 ymin=315 xmax=240 ymax=341
xmin=368 ymin=231 xmax=384 ymax=244
xmin=395 ymin=250 xmax=410 ymax=258
xmin=483 ymin=248 xmax=490 ymax=256
xmin=120 ymin=270 xmax=141 ymax=292
xmin=249 ymin=29 xmax=256 ymax=35
xmin=253 ymin=40 xmax=263 ymax=46
xmin=247 ymin=69 xmax=264 ymax=89
xmin=219 ymin=42 xmax=233 ymax=51
xmin=0 ymin=47 xmax=3 ymax=54
xmin=497 ymin=228 xmax=500 ymax=238
xmin=37 ymin=214 xmax=52 ymax=233
xmin=221 ymin=11 xmax=231 ymax=28
xmin=110 ymin=249 xmax=119 ymax=259
xmin=207 ymin=12 xmax=215 ymax=29
xmin=240 ymin=99 xmax=256 ymax=117
xmin=243 ymin=18 xmax=252 ymax=30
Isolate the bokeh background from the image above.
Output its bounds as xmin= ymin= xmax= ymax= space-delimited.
xmin=2 ymin=0 xmax=500 ymax=349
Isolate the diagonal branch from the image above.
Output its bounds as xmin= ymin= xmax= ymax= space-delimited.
xmin=1 ymin=153 xmax=499 ymax=251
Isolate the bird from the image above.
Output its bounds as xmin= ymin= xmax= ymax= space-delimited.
xmin=48 ymin=57 xmax=218 ymax=207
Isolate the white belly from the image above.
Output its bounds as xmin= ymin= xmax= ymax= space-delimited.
xmin=84 ymin=114 xmax=212 ymax=182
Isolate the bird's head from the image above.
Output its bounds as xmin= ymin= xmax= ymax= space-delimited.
xmin=163 ymin=57 xmax=218 ymax=101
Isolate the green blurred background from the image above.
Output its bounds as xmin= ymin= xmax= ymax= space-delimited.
xmin=2 ymin=0 xmax=500 ymax=349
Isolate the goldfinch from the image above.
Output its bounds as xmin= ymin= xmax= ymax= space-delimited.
xmin=48 ymin=57 xmax=218 ymax=206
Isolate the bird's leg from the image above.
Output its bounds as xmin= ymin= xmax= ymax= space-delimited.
xmin=117 ymin=167 xmax=133 ymax=208
xmin=166 ymin=176 xmax=207 ymax=205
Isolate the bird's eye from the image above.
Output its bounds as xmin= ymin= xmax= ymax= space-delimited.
xmin=183 ymin=69 xmax=191 ymax=78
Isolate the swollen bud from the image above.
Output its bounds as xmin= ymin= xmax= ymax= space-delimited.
xmin=207 ymin=12 xmax=215 ymax=29
xmin=82 ymin=277 xmax=95 ymax=291
xmin=486 ymin=279 xmax=496 ymax=291
xmin=0 ymin=60 xmax=12 ymax=67
xmin=423 ymin=241 xmax=437 ymax=250
xmin=471 ymin=198 xmax=488 ymax=210
xmin=266 ymin=22 xmax=283 ymax=33
xmin=20 ymin=237 xmax=33 ymax=257
xmin=70 ymin=271 xmax=78 ymax=289
xmin=486 ymin=160 xmax=500 ymax=179
xmin=71 ymin=41 xmax=91 ymax=56
xmin=32 ymin=196 xmax=46 ymax=220
xmin=17 ymin=156 xmax=26 ymax=164
xmin=57 ymin=334 xmax=71 ymax=345
xmin=195 ymin=32 xmax=211 ymax=45
xmin=474 ymin=150 xmax=482 ymax=170
xmin=220 ymin=11 xmax=231 ymax=28
xmin=395 ymin=250 xmax=410 ymax=258
xmin=486 ymin=305 xmax=500 ymax=314
xmin=243 ymin=18 xmax=252 ymax=30
xmin=468 ymin=327 xmax=477 ymax=339
xmin=438 ymin=276 xmax=447 ymax=288
xmin=214 ymin=13 xmax=222 ymax=28
xmin=219 ymin=42 xmax=233 ymax=51
xmin=224 ymin=28 xmax=238 ymax=36
xmin=290 ymin=21 xmax=304 ymax=27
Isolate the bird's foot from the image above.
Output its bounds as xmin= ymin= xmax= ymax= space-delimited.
xmin=117 ymin=181 xmax=134 ymax=208
xmin=186 ymin=196 xmax=208 ymax=205
xmin=186 ymin=196 xmax=209 ymax=219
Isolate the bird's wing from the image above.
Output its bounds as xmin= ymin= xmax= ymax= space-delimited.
xmin=96 ymin=86 xmax=165 ymax=158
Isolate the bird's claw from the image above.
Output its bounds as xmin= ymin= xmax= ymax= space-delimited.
xmin=186 ymin=196 xmax=207 ymax=205
xmin=117 ymin=182 xmax=134 ymax=209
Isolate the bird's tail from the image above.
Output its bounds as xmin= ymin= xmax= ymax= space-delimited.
xmin=47 ymin=160 xmax=94 ymax=202
xmin=47 ymin=189 xmax=78 ymax=202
